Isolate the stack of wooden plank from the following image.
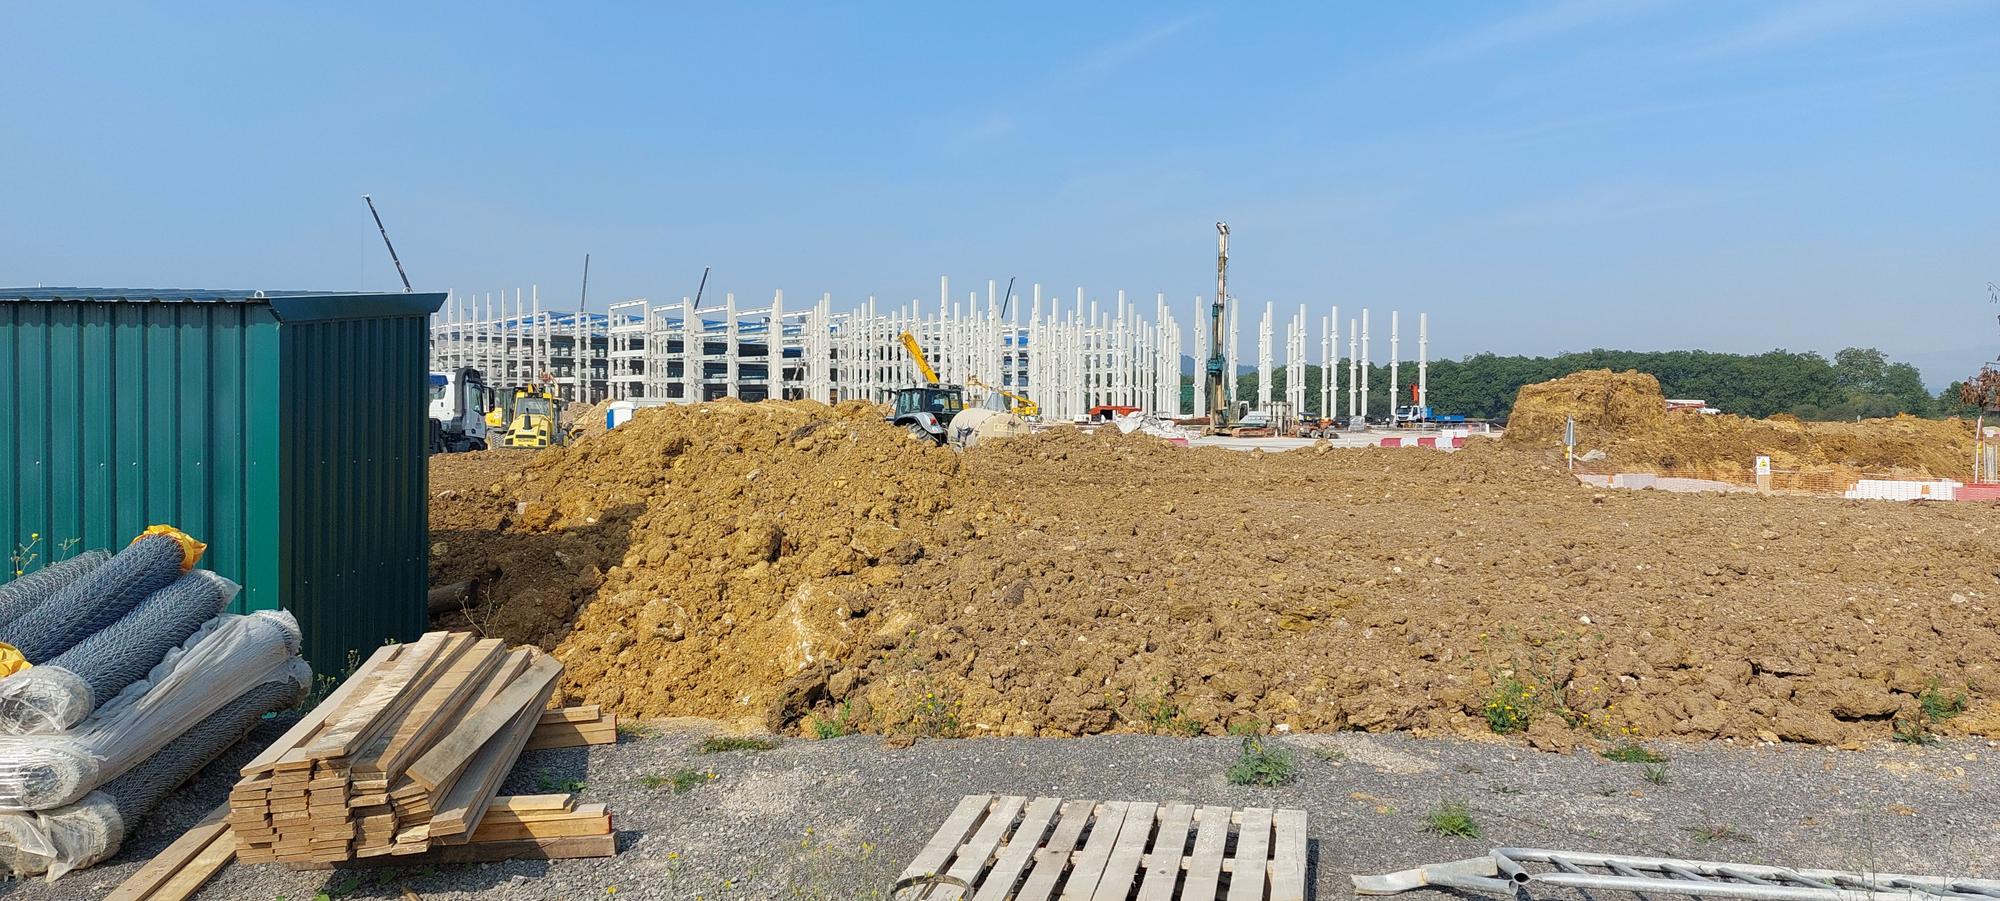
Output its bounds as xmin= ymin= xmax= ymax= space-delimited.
xmin=226 ymin=631 xmax=569 ymax=864
xmin=527 ymin=704 xmax=618 ymax=751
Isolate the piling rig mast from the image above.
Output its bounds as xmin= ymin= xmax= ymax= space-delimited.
xmin=1206 ymin=222 xmax=1231 ymax=427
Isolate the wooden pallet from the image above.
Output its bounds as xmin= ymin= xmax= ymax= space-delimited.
xmin=898 ymin=794 xmax=1307 ymax=900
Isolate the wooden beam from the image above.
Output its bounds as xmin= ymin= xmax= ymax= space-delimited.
xmin=104 ymin=806 xmax=230 ymax=901
xmin=240 ymin=644 xmax=402 ymax=777
xmin=405 ymin=652 xmax=561 ymax=794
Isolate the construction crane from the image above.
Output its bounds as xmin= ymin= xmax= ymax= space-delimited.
xmin=1206 ymin=222 xmax=1232 ymax=427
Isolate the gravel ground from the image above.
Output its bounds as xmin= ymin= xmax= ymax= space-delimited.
xmin=17 ymin=721 xmax=1999 ymax=900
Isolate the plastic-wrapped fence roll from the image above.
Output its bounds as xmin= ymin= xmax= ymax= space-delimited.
xmin=0 ymin=572 xmax=237 ymax=734
xmin=0 ymin=535 xmax=186 ymax=663
xmin=0 ymin=669 xmax=309 ymax=878
xmin=0 ymin=610 xmax=304 ymax=812
xmin=0 ymin=551 xmax=110 ymax=632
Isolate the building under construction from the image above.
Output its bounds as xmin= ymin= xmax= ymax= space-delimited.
xmin=428 ymin=276 xmax=1432 ymax=422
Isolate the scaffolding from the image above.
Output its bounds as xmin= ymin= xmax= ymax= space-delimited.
xmin=429 ymin=277 xmax=1422 ymax=422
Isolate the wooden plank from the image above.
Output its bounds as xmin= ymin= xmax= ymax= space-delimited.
xmin=468 ymin=814 xmax=613 ymax=842
xmin=939 ymin=795 xmax=1025 ymax=901
xmin=144 ymin=830 xmax=239 ymax=901
xmin=482 ymin=803 xmax=604 ymax=826
xmin=489 ymin=794 xmax=574 ymax=814
xmin=1014 ymin=799 xmax=1094 ymax=901
xmin=291 ymin=632 xmax=450 ymax=762
xmin=971 ymin=796 xmax=1060 ymax=901
xmin=1266 ymin=809 xmax=1307 ymax=901
xmin=103 ymin=806 xmax=230 ymax=901
xmin=1180 ymin=805 xmax=1234 ymax=900
xmin=428 ymin=672 xmax=561 ymax=839
xmin=538 ymin=705 xmax=600 ymax=724
xmin=1059 ymin=801 xmax=1127 ymax=900
xmin=406 ymin=652 xmax=562 ymax=794
xmin=1090 ymin=801 xmax=1156 ymax=901
xmin=287 ymin=832 xmax=615 ymax=868
xmin=897 ymin=794 xmax=993 ymax=885
xmin=1224 ymin=808 xmax=1272 ymax=901
xmin=240 ymin=644 xmax=402 ymax=776
xmin=1136 ymin=803 xmax=1196 ymax=901
xmin=356 ymin=638 xmax=506 ymax=782
xmin=522 ymin=720 xmax=617 ymax=751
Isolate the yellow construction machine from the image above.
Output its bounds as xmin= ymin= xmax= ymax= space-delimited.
xmin=487 ymin=385 xmax=571 ymax=449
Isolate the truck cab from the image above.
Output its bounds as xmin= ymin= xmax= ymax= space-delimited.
xmin=428 ymin=368 xmax=492 ymax=453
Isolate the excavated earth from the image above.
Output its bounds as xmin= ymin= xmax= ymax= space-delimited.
xmin=1505 ymin=369 xmax=1979 ymax=480
xmin=429 ymin=399 xmax=2000 ymax=751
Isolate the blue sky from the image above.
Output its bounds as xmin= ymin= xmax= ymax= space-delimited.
xmin=4 ymin=2 xmax=1996 ymax=386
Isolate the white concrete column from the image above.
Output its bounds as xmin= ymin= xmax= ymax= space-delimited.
xmin=1418 ymin=312 xmax=1429 ymax=410
xmin=1390 ymin=310 xmax=1400 ymax=416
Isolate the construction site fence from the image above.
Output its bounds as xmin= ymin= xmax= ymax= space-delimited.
xmin=1568 ymin=462 xmax=1996 ymax=500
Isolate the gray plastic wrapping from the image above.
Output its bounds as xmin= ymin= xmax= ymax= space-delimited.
xmin=0 ymin=610 xmax=307 ymax=812
xmin=0 ymin=676 xmax=307 ymax=879
xmin=0 ymin=536 xmax=184 ymax=662
xmin=0 ymin=571 xmax=238 ymax=735
xmin=0 ymin=551 xmax=110 ymax=632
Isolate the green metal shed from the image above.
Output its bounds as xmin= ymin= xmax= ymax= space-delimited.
xmin=0 ymin=288 xmax=446 ymax=674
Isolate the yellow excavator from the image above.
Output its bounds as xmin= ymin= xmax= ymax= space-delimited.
xmin=486 ymin=385 xmax=571 ymax=449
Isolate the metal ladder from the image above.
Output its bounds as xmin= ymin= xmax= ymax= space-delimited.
xmin=1355 ymin=848 xmax=2000 ymax=901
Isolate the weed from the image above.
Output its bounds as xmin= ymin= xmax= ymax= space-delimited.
xmin=1919 ymin=680 xmax=1967 ymax=723
xmin=1683 ymin=822 xmax=1748 ymax=844
xmin=640 ymin=767 xmax=712 ymax=794
xmin=1423 ymin=801 xmax=1481 ymax=839
xmin=700 ymin=735 xmax=779 ymax=753
xmin=1135 ymin=692 xmax=1202 ymax=737
xmin=1227 ymin=719 xmax=1268 ymax=737
xmin=324 ymin=871 xmax=364 ymax=897
xmin=8 ymin=533 xmax=78 ymax=578
xmin=616 ymin=719 xmax=658 ymax=740
xmin=1892 ymin=717 xmax=1937 ymax=746
xmin=1226 ymin=736 xmax=1297 ymax=787
xmin=1488 ymin=782 xmax=1522 ymax=796
xmin=298 ymin=649 xmax=363 ymax=713
xmin=1642 ymin=763 xmax=1671 ymax=785
xmin=1313 ymin=747 xmax=1348 ymax=763
xmin=534 ymin=769 xmax=586 ymax=793
xmin=1483 ymin=675 xmax=1534 ymax=734
xmin=1601 ymin=742 xmax=1666 ymax=764
xmin=909 ymin=688 xmax=964 ymax=739
xmin=810 ymin=701 xmax=856 ymax=739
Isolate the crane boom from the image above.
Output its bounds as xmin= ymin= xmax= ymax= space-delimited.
xmin=900 ymin=331 xmax=940 ymax=386
xmin=1206 ymin=222 xmax=1231 ymax=425
xmin=362 ymin=194 xmax=413 ymax=293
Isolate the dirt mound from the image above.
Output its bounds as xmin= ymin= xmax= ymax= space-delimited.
xmin=1505 ymin=370 xmax=1976 ymax=479
xmin=430 ymin=400 xmax=960 ymax=724
xmin=435 ymin=402 xmax=2000 ymax=750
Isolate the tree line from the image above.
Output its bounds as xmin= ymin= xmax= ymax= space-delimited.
xmin=1181 ymin=347 xmax=1983 ymax=421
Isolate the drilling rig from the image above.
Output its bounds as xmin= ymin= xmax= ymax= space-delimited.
xmin=1206 ymin=222 xmax=1232 ymax=428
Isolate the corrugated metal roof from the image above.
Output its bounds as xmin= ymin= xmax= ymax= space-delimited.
xmin=1 ymin=287 xmax=339 ymax=302
xmin=1 ymin=288 xmax=445 ymax=323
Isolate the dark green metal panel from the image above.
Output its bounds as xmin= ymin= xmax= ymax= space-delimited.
xmin=0 ymin=290 xmax=443 ymax=673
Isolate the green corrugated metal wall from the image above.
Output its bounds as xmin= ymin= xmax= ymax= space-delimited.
xmin=0 ymin=292 xmax=441 ymax=673
xmin=279 ymin=314 xmax=432 ymax=671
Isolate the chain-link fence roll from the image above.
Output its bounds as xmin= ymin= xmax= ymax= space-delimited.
xmin=0 ymin=552 xmax=110 ymax=633
xmin=0 ymin=572 xmax=237 ymax=735
xmin=0 ymin=536 xmax=186 ymax=663
xmin=0 ymin=671 xmax=307 ymax=879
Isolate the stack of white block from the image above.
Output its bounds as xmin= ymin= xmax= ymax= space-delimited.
xmin=1845 ymin=479 xmax=1961 ymax=501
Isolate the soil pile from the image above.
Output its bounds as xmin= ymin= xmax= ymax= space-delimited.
xmin=435 ymin=408 xmax=2000 ymax=749
xmin=1506 ymin=370 xmax=1976 ymax=479
xmin=429 ymin=400 xmax=960 ymax=722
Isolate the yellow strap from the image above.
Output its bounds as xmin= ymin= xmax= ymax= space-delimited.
xmin=0 ymin=642 xmax=31 ymax=676
xmin=135 ymin=524 xmax=206 ymax=572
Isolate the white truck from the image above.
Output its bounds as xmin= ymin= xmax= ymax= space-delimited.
xmin=428 ymin=367 xmax=494 ymax=453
